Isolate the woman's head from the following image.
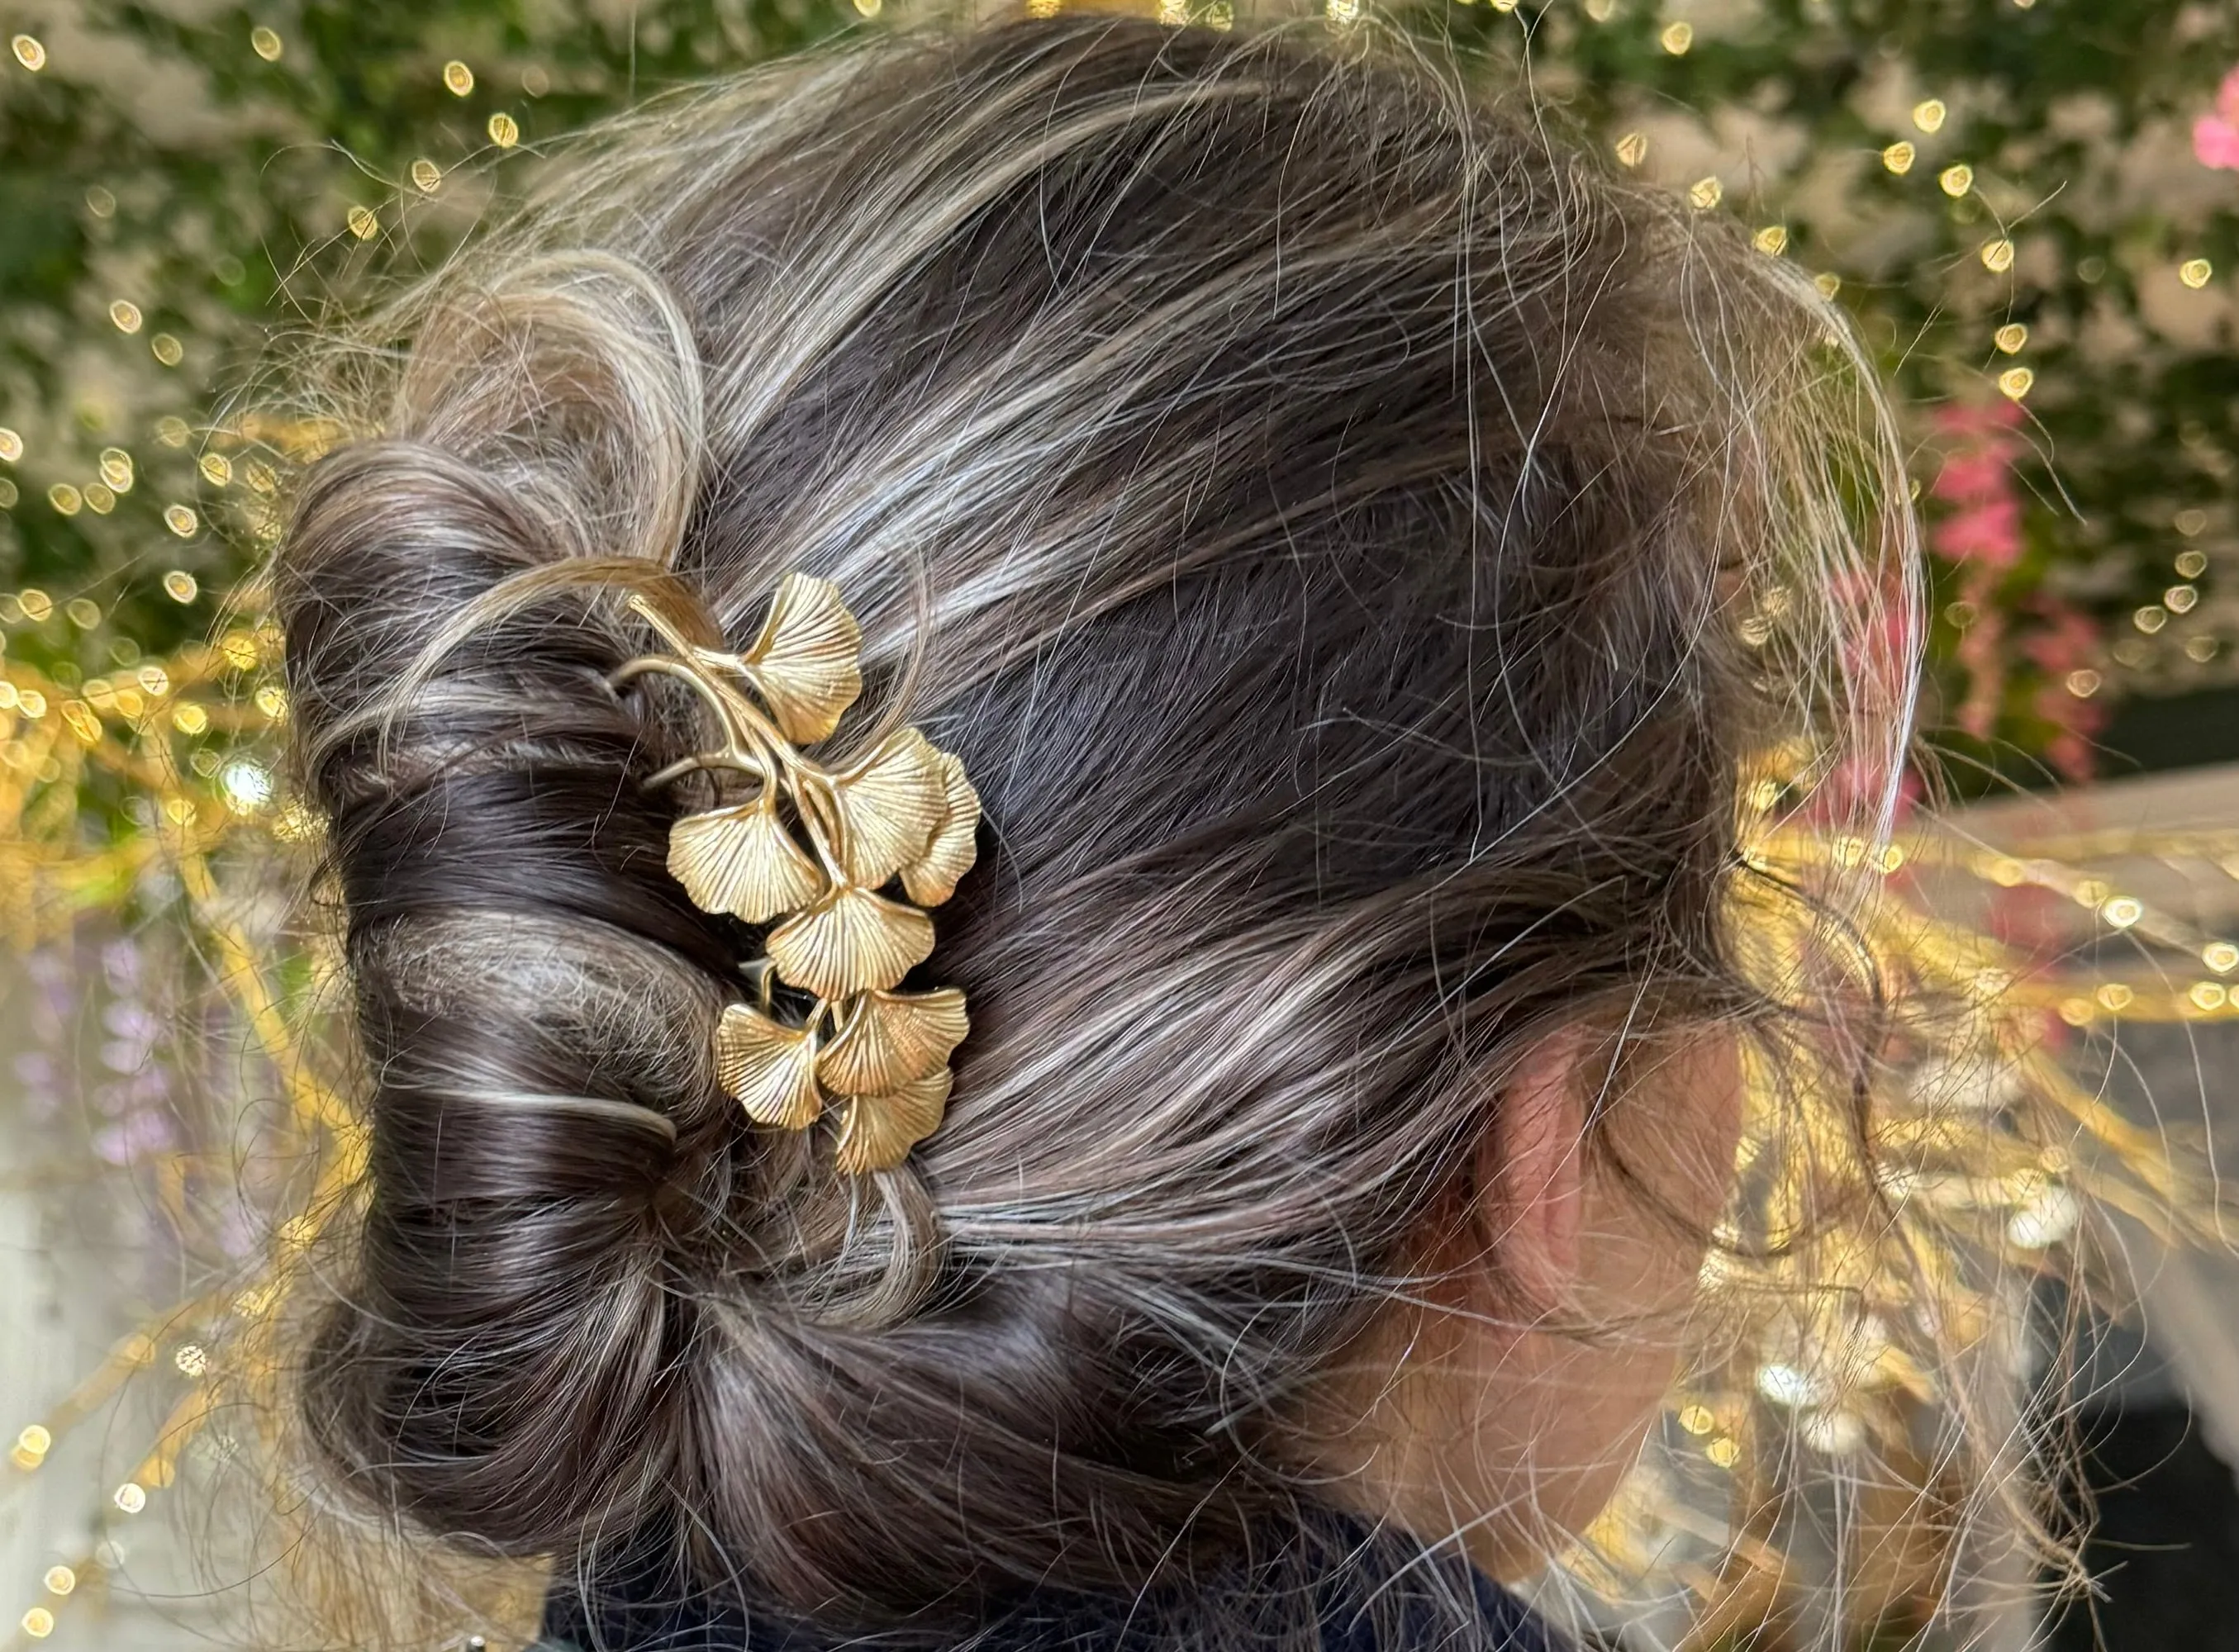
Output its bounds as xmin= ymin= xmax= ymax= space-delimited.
xmin=271 ymin=13 xmax=1914 ymax=1636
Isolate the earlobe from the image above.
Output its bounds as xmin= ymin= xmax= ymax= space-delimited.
xmin=1478 ymin=1029 xmax=1586 ymax=1318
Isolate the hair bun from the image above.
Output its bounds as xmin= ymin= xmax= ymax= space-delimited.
xmin=274 ymin=316 xmax=746 ymax=1549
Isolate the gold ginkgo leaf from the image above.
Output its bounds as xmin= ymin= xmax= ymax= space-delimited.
xmin=831 ymin=728 xmax=948 ymax=888
xmin=715 ymin=1002 xmax=823 ymax=1129
xmin=767 ymin=883 xmax=935 ymax=999
xmin=817 ymin=987 xmax=969 ymax=1095
xmin=834 ymin=1068 xmax=953 ymax=1175
xmin=744 ymin=572 xmax=862 ymax=744
xmin=668 ymin=799 xmax=825 ymax=922
xmin=900 ymin=749 xmax=981 ymax=907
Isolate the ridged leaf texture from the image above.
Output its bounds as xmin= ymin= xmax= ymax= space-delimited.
xmin=714 ymin=1002 xmax=823 ymax=1129
xmin=817 ymin=987 xmax=969 ymax=1095
xmin=668 ymin=799 xmax=825 ymax=922
xmin=834 ymin=1069 xmax=953 ymax=1176
xmin=766 ymin=883 xmax=934 ymax=999
xmin=745 ymin=572 xmax=862 ymax=743
xmin=833 ymin=729 xmax=948 ymax=888
xmin=899 ymin=749 xmax=981 ymax=906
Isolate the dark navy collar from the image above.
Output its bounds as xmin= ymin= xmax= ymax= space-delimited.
xmin=541 ymin=1513 xmax=1559 ymax=1652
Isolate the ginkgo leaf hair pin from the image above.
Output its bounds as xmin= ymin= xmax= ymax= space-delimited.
xmin=610 ymin=573 xmax=980 ymax=1174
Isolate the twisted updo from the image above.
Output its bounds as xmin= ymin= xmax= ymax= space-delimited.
xmin=273 ymin=14 xmax=1913 ymax=1644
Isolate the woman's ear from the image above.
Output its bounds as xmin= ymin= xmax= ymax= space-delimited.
xmin=1476 ymin=1029 xmax=1587 ymax=1318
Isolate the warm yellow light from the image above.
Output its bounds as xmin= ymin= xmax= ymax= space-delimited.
xmin=2100 ymin=896 xmax=2143 ymax=929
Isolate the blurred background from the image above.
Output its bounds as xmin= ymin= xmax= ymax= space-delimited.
xmin=5 ymin=0 xmax=2239 ymax=1648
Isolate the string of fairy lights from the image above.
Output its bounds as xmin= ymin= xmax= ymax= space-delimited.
xmin=2 ymin=1 xmax=2237 ymax=1646
xmin=2 ymin=608 xmax=2231 ymax=1646
xmin=0 ymin=729 xmax=2207 ymax=1651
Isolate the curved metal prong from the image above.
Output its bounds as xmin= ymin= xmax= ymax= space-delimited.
xmin=643 ymin=752 xmax=765 ymax=790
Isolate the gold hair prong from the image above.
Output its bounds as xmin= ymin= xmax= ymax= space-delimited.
xmin=625 ymin=576 xmax=977 ymax=1172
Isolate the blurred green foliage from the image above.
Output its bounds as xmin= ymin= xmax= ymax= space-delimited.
xmin=2 ymin=0 xmax=2237 ymax=789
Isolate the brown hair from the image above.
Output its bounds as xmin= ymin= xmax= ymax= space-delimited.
xmin=269 ymin=14 xmax=1914 ymax=1644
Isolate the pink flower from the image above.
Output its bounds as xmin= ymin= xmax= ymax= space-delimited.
xmin=1932 ymin=449 xmax=2016 ymax=504
xmin=1934 ymin=497 xmax=2023 ymax=566
xmin=2044 ymin=729 xmax=2096 ymax=783
xmin=2196 ymin=66 xmax=2239 ymax=169
xmin=2195 ymin=115 xmax=2239 ymax=170
xmin=2023 ymin=609 xmax=2097 ymax=674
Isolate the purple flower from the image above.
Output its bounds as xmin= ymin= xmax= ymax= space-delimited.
xmin=101 ymin=940 xmax=144 ymax=992
xmin=93 ymin=1108 xmax=177 ymax=1166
